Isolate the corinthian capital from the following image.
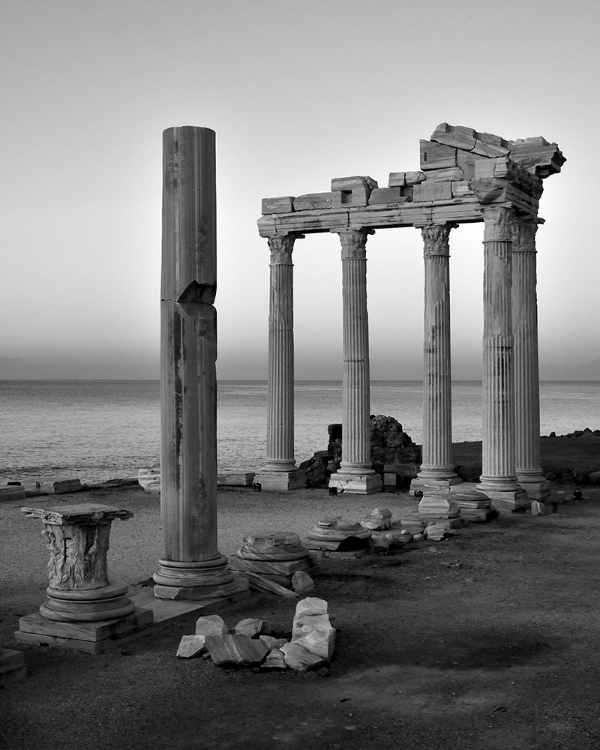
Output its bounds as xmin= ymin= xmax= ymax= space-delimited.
xmin=268 ymin=235 xmax=295 ymax=265
xmin=338 ymin=229 xmax=371 ymax=260
xmin=511 ymin=218 xmax=538 ymax=253
xmin=421 ymin=224 xmax=452 ymax=258
xmin=482 ymin=205 xmax=515 ymax=242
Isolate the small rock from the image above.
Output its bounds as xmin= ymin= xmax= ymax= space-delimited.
xmin=259 ymin=635 xmax=288 ymax=651
xmin=195 ymin=614 xmax=228 ymax=637
xmin=294 ymin=597 xmax=328 ymax=618
xmin=361 ymin=507 xmax=392 ymax=530
xmin=176 ymin=634 xmax=207 ymax=659
xmin=294 ymin=626 xmax=336 ymax=661
xmin=281 ymin=642 xmax=325 ymax=672
xmin=234 ymin=618 xmax=271 ymax=637
xmin=292 ymin=613 xmax=332 ymax=638
xmin=260 ymin=648 xmax=287 ymax=670
xmin=413 ymin=533 xmax=425 ymax=542
xmin=291 ymin=571 xmax=315 ymax=594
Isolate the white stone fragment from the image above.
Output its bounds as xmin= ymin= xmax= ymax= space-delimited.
xmin=294 ymin=626 xmax=336 ymax=661
xmin=260 ymin=648 xmax=287 ymax=670
xmin=281 ymin=642 xmax=325 ymax=672
xmin=294 ymin=597 xmax=328 ymax=618
xmin=291 ymin=571 xmax=315 ymax=594
xmin=234 ymin=618 xmax=270 ymax=637
xmin=195 ymin=614 xmax=228 ymax=637
xmin=176 ymin=634 xmax=208 ymax=658
xmin=259 ymin=635 xmax=288 ymax=652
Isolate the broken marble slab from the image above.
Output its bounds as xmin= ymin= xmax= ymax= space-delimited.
xmin=234 ymin=618 xmax=271 ymax=637
xmin=259 ymin=635 xmax=288 ymax=651
xmin=176 ymin=634 xmax=208 ymax=659
xmin=204 ymin=634 xmax=269 ymax=667
xmin=280 ymin=642 xmax=325 ymax=672
xmin=243 ymin=571 xmax=299 ymax=598
xmin=260 ymin=647 xmax=287 ymax=670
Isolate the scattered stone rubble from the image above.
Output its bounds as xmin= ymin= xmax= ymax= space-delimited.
xmin=0 ymin=478 xmax=82 ymax=502
xmin=176 ymin=598 xmax=335 ymax=672
xmin=227 ymin=531 xmax=318 ymax=597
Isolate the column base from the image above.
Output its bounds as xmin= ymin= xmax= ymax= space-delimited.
xmin=40 ymin=580 xmax=135 ymax=623
xmin=411 ymin=476 xmax=463 ymax=495
xmin=15 ymin=606 xmax=154 ymax=654
xmin=418 ymin=491 xmax=460 ymax=520
xmin=154 ymin=575 xmax=249 ymax=602
xmin=253 ymin=469 xmax=306 ymax=492
xmin=477 ymin=486 xmax=531 ymax=512
xmin=329 ymin=471 xmax=382 ymax=495
xmin=153 ymin=555 xmax=250 ymax=601
xmin=517 ymin=473 xmax=551 ymax=501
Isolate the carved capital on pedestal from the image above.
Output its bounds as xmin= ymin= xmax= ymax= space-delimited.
xmin=338 ymin=229 xmax=372 ymax=260
xmin=268 ymin=235 xmax=295 ymax=265
xmin=482 ymin=205 xmax=515 ymax=242
xmin=421 ymin=224 xmax=452 ymax=258
xmin=511 ymin=218 xmax=538 ymax=253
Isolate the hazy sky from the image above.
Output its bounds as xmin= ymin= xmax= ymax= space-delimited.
xmin=1 ymin=0 xmax=598 ymax=380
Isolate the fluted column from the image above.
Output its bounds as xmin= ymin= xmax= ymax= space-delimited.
xmin=477 ymin=205 xmax=528 ymax=509
xmin=512 ymin=218 xmax=550 ymax=500
xmin=329 ymin=229 xmax=381 ymax=495
xmin=413 ymin=224 xmax=460 ymax=491
xmin=254 ymin=234 xmax=305 ymax=491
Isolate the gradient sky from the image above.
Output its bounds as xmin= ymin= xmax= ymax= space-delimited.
xmin=1 ymin=0 xmax=598 ymax=380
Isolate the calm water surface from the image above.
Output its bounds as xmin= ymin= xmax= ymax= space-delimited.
xmin=0 ymin=380 xmax=598 ymax=482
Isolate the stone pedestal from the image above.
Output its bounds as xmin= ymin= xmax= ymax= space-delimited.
xmin=255 ymin=234 xmax=305 ymax=492
xmin=477 ymin=206 xmax=528 ymax=509
xmin=512 ymin=218 xmax=550 ymax=501
xmin=21 ymin=504 xmax=135 ymax=622
xmin=329 ymin=229 xmax=381 ymax=495
xmin=253 ymin=469 xmax=306 ymax=492
xmin=16 ymin=503 xmax=156 ymax=652
xmin=413 ymin=224 xmax=460 ymax=494
xmin=156 ymin=126 xmax=248 ymax=601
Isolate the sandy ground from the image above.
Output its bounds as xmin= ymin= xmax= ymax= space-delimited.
xmin=2 ymin=482 xmax=600 ymax=750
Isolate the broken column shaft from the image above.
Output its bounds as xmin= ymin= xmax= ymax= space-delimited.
xmin=154 ymin=126 xmax=247 ymax=600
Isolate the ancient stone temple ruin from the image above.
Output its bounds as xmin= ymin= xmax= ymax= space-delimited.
xmin=255 ymin=123 xmax=565 ymax=507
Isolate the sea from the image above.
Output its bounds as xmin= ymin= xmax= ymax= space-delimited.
xmin=1 ymin=380 xmax=599 ymax=483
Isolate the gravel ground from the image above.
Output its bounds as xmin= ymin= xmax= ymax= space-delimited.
xmin=2 ymin=482 xmax=600 ymax=750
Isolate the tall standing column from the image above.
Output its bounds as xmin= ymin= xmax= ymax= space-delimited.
xmin=412 ymin=224 xmax=460 ymax=496
xmin=512 ymin=218 xmax=550 ymax=500
xmin=154 ymin=126 xmax=248 ymax=600
xmin=254 ymin=234 xmax=305 ymax=491
xmin=477 ymin=205 xmax=529 ymax=510
xmin=329 ymin=229 xmax=381 ymax=495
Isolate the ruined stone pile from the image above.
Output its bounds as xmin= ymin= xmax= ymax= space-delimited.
xmin=300 ymin=415 xmax=421 ymax=488
xmin=176 ymin=597 xmax=335 ymax=672
xmin=227 ymin=531 xmax=318 ymax=596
